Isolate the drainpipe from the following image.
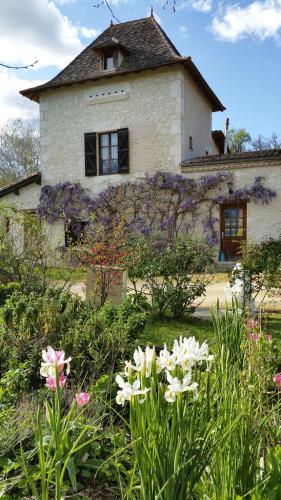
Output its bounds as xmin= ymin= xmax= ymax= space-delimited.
xmin=224 ymin=117 xmax=229 ymax=155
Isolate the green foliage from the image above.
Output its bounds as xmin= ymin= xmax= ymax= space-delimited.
xmin=127 ymin=235 xmax=214 ymax=318
xmin=228 ymin=127 xmax=251 ymax=152
xmin=196 ymin=303 xmax=280 ymax=499
xmin=0 ymin=282 xmax=20 ymax=306
xmin=0 ymin=288 xmax=147 ymax=388
xmin=0 ymin=363 xmax=31 ymax=410
xmin=0 ymin=118 xmax=39 ymax=187
xmin=239 ymin=237 xmax=281 ymax=300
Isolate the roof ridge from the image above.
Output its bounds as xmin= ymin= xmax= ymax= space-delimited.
xmin=44 ymin=17 xmax=162 ymax=88
xmin=109 ymin=16 xmax=153 ymax=27
xmin=150 ymin=16 xmax=182 ymax=58
xmin=181 ymin=148 xmax=281 ymax=167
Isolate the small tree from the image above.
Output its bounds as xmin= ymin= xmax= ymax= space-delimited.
xmin=80 ymin=220 xmax=129 ymax=308
xmin=0 ymin=205 xmax=71 ymax=292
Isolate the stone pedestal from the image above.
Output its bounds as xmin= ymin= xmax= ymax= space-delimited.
xmin=86 ymin=267 xmax=127 ymax=306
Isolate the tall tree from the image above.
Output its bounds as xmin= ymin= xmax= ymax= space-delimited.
xmin=252 ymin=133 xmax=281 ymax=151
xmin=228 ymin=128 xmax=251 ymax=153
xmin=0 ymin=118 xmax=40 ymax=187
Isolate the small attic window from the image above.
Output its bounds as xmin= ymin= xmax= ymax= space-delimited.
xmin=104 ymin=48 xmax=115 ymax=70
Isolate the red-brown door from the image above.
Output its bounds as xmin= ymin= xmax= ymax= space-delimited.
xmin=220 ymin=203 xmax=247 ymax=260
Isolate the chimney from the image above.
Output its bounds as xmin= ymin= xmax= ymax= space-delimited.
xmin=224 ymin=118 xmax=229 ymax=155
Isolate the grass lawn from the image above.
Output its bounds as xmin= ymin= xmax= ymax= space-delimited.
xmin=140 ymin=313 xmax=281 ymax=353
xmin=140 ymin=316 xmax=213 ymax=348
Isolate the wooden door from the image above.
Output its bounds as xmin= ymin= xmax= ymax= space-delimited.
xmin=220 ymin=203 xmax=247 ymax=260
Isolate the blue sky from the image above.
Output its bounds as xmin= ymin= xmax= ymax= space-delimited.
xmin=1 ymin=0 xmax=281 ymax=141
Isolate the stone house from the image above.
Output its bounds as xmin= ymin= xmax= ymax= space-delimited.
xmin=0 ymin=14 xmax=280 ymax=261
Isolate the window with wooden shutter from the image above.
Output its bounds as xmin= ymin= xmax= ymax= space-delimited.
xmin=86 ymin=129 xmax=129 ymax=177
xmin=84 ymin=133 xmax=97 ymax=176
xmin=99 ymin=131 xmax=118 ymax=175
xmin=118 ymin=128 xmax=129 ymax=174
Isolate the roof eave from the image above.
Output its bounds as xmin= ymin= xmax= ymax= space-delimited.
xmin=184 ymin=58 xmax=225 ymax=112
xmin=20 ymin=58 xmax=225 ymax=112
xmin=0 ymin=172 xmax=41 ymax=198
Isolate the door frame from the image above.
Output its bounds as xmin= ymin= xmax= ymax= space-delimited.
xmin=219 ymin=201 xmax=247 ymax=260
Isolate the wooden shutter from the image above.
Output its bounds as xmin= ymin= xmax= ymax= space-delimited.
xmin=118 ymin=128 xmax=129 ymax=174
xmin=84 ymin=133 xmax=97 ymax=176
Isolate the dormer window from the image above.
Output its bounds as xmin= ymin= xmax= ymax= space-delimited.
xmin=104 ymin=48 xmax=115 ymax=70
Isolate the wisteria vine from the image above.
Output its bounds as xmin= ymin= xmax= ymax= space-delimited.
xmin=38 ymin=172 xmax=276 ymax=245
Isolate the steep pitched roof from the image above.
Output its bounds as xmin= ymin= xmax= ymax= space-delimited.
xmin=181 ymin=149 xmax=281 ymax=168
xmin=20 ymin=16 xmax=225 ymax=112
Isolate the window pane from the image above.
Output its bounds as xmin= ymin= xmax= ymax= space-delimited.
xmin=102 ymin=159 xmax=109 ymax=174
xmin=225 ymin=229 xmax=231 ymax=236
xmin=111 ymin=132 xmax=118 ymax=146
xmin=101 ymin=134 xmax=109 ymax=147
xmin=111 ymin=145 xmax=118 ymax=159
xmin=230 ymin=208 xmax=239 ymax=217
xmin=106 ymin=57 xmax=114 ymax=70
xmin=111 ymin=159 xmax=118 ymax=173
xmin=101 ymin=147 xmax=109 ymax=160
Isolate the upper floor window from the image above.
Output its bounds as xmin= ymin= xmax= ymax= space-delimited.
xmin=100 ymin=132 xmax=118 ymax=174
xmin=84 ymin=128 xmax=129 ymax=176
xmin=189 ymin=136 xmax=193 ymax=150
xmin=104 ymin=48 xmax=115 ymax=70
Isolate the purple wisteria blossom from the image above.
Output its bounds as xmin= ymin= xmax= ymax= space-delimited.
xmin=37 ymin=172 xmax=276 ymax=245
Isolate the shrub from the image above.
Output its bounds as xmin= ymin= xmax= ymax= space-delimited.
xmin=0 ymin=288 xmax=147 ymax=389
xmin=127 ymin=235 xmax=214 ymax=318
xmin=0 ymin=282 xmax=20 ymax=306
xmin=238 ymin=237 xmax=281 ymax=307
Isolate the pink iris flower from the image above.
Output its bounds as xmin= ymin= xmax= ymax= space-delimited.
xmin=273 ymin=374 xmax=281 ymax=386
xmin=75 ymin=392 xmax=90 ymax=407
xmin=246 ymin=319 xmax=259 ymax=329
xmin=40 ymin=346 xmax=71 ymax=378
xmin=248 ymin=333 xmax=260 ymax=341
xmin=45 ymin=374 xmax=66 ymax=392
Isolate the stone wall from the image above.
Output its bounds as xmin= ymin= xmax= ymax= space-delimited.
xmin=182 ymin=160 xmax=281 ymax=257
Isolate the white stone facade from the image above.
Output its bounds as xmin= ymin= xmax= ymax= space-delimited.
xmin=39 ymin=65 xmax=213 ymax=193
xmin=182 ymin=160 xmax=281 ymax=257
xmin=2 ymin=63 xmax=280 ymax=257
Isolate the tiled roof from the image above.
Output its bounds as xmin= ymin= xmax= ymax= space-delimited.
xmin=212 ymin=130 xmax=231 ymax=154
xmin=20 ymin=16 xmax=225 ymax=112
xmin=182 ymin=148 xmax=281 ymax=168
xmin=0 ymin=172 xmax=41 ymax=198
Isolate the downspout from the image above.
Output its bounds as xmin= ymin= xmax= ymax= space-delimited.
xmin=224 ymin=117 xmax=229 ymax=154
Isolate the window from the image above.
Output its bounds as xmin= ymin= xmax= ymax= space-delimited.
xmin=99 ymin=132 xmax=118 ymax=174
xmin=65 ymin=221 xmax=88 ymax=247
xmin=189 ymin=136 xmax=193 ymax=150
xmin=104 ymin=48 xmax=115 ymax=70
xmin=84 ymin=128 xmax=129 ymax=176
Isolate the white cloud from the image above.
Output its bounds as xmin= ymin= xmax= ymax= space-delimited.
xmin=179 ymin=25 xmax=188 ymax=38
xmin=77 ymin=26 xmax=100 ymax=39
xmin=54 ymin=0 xmax=77 ymax=4
xmin=0 ymin=69 xmax=42 ymax=125
xmin=211 ymin=0 xmax=281 ymax=43
xmin=177 ymin=0 xmax=212 ymax=13
xmin=0 ymin=0 xmax=98 ymax=70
